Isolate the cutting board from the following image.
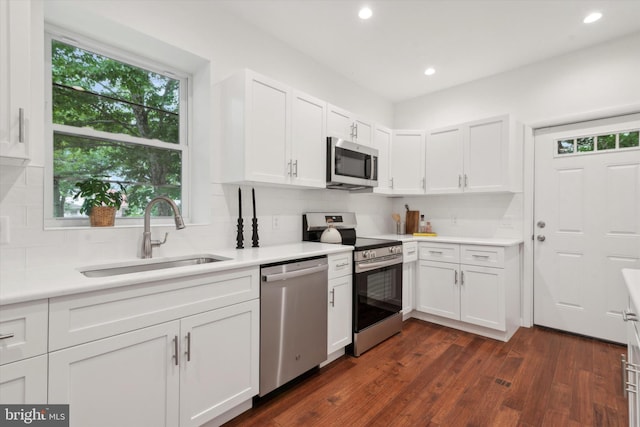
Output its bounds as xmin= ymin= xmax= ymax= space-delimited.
xmin=405 ymin=211 xmax=420 ymax=234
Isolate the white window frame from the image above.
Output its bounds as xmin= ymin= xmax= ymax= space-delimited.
xmin=44 ymin=26 xmax=192 ymax=228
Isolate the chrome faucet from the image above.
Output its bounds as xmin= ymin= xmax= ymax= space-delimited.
xmin=141 ymin=196 xmax=186 ymax=259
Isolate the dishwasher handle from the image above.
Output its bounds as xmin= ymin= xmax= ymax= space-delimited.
xmin=262 ymin=264 xmax=328 ymax=282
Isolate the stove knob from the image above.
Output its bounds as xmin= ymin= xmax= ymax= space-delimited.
xmin=371 ymin=251 xmax=376 ymax=258
xmin=363 ymin=250 xmax=370 ymax=259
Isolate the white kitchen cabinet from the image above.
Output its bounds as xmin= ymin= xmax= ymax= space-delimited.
xmin=290 ymin=90 xmax=327 ymax=188
xmin=327 ymin=275 xmax=352 ymax=354
xmin=325 ymin=252 xmax=353 ymax=364
xmin=373 ymin=125 xmax=393 ymax=194
xmin=390 ymin=130 xmax=426 ymax=194
xmin=0 ymin=355 xmax=48 ymax=404
xmin=415 ymin=242 xmax=520 ymax=341
xmin=221 ymin=69 xmax=326 ymax=188
xmin=327 ymin=103 xmax=373 ymax=146
xmin=402 ymin=241 xmax=418 ymax=318
xmin=180 ymin=300 xmax=259 ymax=427
xmin=48 ymin=267 xmax=260 ymax=427
xmin=0 ymin=0 xmax=30 ymax=165
xmin=623 ymin=298 xmax=640 ymax=426
xmin=425 ymin=115 xmax=523 ymax=194
xmin=49 ymin=322 xmax=181 ymax=427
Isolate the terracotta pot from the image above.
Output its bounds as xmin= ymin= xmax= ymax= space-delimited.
xmin=89 ymin=206 xmax=117 ymax=227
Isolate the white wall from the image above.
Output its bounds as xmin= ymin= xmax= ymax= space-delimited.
xmin=0 ymin=0 xmax=395 ymax=273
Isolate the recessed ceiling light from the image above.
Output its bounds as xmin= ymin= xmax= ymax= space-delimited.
xmin=358 ymin=7 xmax=372 ymax=20
xmin=424 ymin=67 xmax=436 ymax=76
xmin=583 ymin=12 xmax=602 ymax=24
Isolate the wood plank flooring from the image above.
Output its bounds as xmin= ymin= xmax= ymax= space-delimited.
xmin=225 ymin=319 xmax=628 ymax=426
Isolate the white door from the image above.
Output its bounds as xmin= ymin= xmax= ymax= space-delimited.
xmin=534 ymin=115 xmax=640 ymax=343
xmin=291 ymin=90 xmax=326 ymax=188
xmin=416 ymin=261 xmax=460 ymax=320
xmin=180 ymin=300 xmax=259 ymax=427
xmin=48 ymin=322 xmax=180 ymax=427
xmin=391 ymin=130 xmax=426 ymax=194
xmin=425 ymin=126 xmax=463 ymax=194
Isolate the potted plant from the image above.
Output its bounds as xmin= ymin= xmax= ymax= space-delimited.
xmin=73 ymin=178 xmax=125 ymax=227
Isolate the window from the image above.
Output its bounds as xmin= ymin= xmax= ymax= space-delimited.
xmin=555 ymin=130 xmax=639 ymax=157
xmin=45 ymin=31 xmax=189 ymax=224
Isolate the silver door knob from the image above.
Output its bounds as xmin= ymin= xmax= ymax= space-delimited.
xmin=537 ymin=221 xmax=546 ymax=228
xmin=537 ymin=235 xmax=546 ymax=242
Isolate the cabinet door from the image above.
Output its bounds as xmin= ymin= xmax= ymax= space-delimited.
xmin=49 ymin=322 xmax=180 ymax=427
xmin=391 ymin=130 xmax=426 ymax=194
xmin=353 ymin=117 xmax=373 ymax=146
xmin=402 ymin=261 xmax=416 ymax=316
xmin=463 ymin=116 xmax=509 ymax=192
xmin=460 ymin=265 xmax=505 ymax=330
xmin=0 ymin=355 xmax=47 ymax=404
xmin=416 ymin=261 xmax=459 ymax=320
xmin=0 ymin=0 xmax=30 ymax=163
xmin=373 ymin=125 xmax=393 ymax=193
xmin=245 ymin=73 xmax=290 ymax=184
xmin=327 ymin=104 xmax=353 ymax=141
xmin=425 ymin=126 xmax=463 ymax=194
xmin=328 ymin=276 xmax=353 ymax=354
xmin=291 ymin=90 xmax=326 ymax=188
xmin=180 ymin=300 xmax=259 ymax=427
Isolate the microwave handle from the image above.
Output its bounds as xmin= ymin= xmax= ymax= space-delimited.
xmin=371 ymin=156 xmax=378 ymax=180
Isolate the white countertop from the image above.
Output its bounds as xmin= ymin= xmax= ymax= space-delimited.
xmin=0 ymin=242 xmax=352 ymax=306
xmin=624 ymin=269 xmax=640 ymax=310
xmin=368 ymin=234 xmax=524 ymax=247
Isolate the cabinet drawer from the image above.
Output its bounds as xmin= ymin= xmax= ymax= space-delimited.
xmin=419 ymin=243 xmax=460 ymax=263
xmin=49 ymin=267 xmax=259 ymax=351
xmin=461 ymin=245 xmax=504 ymax=268
xmin=328 ymin=252 xmax=353 ymax=279
xmin=403 ymin=242 xmax=418 ymax=262
xmin=0 ymin=300 xmax=48 ymax=365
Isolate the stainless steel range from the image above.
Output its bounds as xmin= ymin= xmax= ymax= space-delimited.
xmin=303 ymin=212 xmax=403 ymax=356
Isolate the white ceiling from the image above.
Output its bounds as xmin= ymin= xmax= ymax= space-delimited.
xmin=214 ymin=0 xmax=640 ymax=103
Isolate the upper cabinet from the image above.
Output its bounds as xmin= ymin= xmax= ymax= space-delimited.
xmin=390 ymin=130 xmax=426 ymax=194
xmin=0 ymin=0 xmax=30 ymax=165
xmin=221 ymin=70 xmax=326 ymax=188
xmin=327 ymin=104 xmax=373 ymax=146
xmin=373 ymin=125 xmax=393 ymax=194
xmin=425 ymin=115 xmax=523 ymax=194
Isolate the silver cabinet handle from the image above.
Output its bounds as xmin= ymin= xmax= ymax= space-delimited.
xmin=292 ymin=160 xmax=298 ymax=177
xmin=429 ymin=250 xmax=443 ymax=254
xmin=458 ymin=175 xmax=462 ymax=188
xmin=0 ymin=333 xmax=15 ymax=340
xmin=454 ymin=270 xmax=458 ymax=284
xmin=354 ymin=123 xmax=358 ymax=139
xmin=186 ymin=332 xmax=191 ymax=362
xmin=472 ymin=254 xmax=490 ymax=259
xmin=330 ymin=288 xmax=335 ymax=307
xmin=263 ymin=264 xmax=328 ymax=282
xmin=461 ymin=270 xmax=465 ymax=285
xmin=18 ymin=108 xmax=25 ymax=143
xmin=623 ymin=310 xmax=639 ymax=322
xmin=287 ymin=160 xmax=292 ymax=176
xmin=335 ymin=262 xmax=350 ymax=268
xmin=173 ymin=336 xmax=179 ymax=366
xmin=407 ymin=250 xmax=416 ymax=255
xmin=390 ymin=177 xmax=394 ymax=189
xmin=464 ymin=174 xmax=468 ymax=187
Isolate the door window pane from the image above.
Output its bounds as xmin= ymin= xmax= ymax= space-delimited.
xmin=576 ymin=137 xmax=594 ymax=152
xmin=557 ymin=140 xmax=574 ymax=154
xmin=620 ymin=131 xmax=639 ymax=148
xmin=597 ymin=134 xmax=616 ymax=151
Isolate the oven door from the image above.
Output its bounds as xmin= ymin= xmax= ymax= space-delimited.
xmin=353 ymin=258 xmax=402 ymax=332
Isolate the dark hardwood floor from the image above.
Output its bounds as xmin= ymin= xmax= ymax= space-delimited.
xmin=225 ymin=319 xmax=628 ymax=426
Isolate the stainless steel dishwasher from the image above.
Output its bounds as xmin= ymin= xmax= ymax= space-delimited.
xmin=259 ymin=256 xmax=328 ymax=396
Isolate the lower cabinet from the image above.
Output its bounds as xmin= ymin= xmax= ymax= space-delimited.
xmin=402 ymin=241 xmax=418 ymax=318
xmin=415 ymin=242 xmax=520 ymax=341
xmin=328 ymin=275 xmax=352 ymax=354
xmin=623 ymin=298 xmax=640 ymax=426
xmin=0 ymin=355 xmax=47 ymax=404
xmin=48 ymin=299 xmax=259 ymax=427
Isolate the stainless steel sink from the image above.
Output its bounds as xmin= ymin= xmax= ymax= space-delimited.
xmin=80 ymin=254 xmax=231 ymax=278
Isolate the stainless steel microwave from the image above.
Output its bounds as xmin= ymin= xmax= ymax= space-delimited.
xmin=326 ymin=137 xmax=378 ymax=191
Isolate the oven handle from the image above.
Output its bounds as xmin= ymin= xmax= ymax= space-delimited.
xmin=355 ymin=257 xmax=402 ymax=273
